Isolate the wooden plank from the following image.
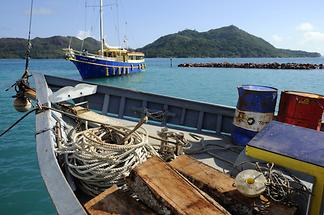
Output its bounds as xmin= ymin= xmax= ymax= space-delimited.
xmin=216 ymin=114 xmax=223 ymax=134
xmin=101 ymin=94 xmax=110 ymax=114
xmin=118 ymin=97 xmax=126 ymax=118
xmin=170 ymin=155 xmax=297 ymax=215
xmin=180 ymin=108 xmax=186 ymax=125
xmin=84 ymin=185 xmax=155 ymax=215
xmin=127 ymin=156 xmax=230 ymax=215
xmin=70 ymin=106 xmax=123 ymax=126
xmin=162 ymin=104 xmax=168 ymax=126
xmin=197 ymin=111 xmax=204 ymax=131
xmin=71 ymin=106 xmax=89 ymax=115
xmin=170 ymin=155 xmax=235 ymax=193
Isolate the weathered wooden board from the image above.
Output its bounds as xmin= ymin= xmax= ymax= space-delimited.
xmin=71 ymin=106 xmax=108 ymax=124
xmin=170 ymin=155 xmax=235 ymax=193
xmin=170 ymin=155 xmax=297 ymax=215
xmin=84 ymin=185 xmax=155 ymax=215
xmin=127 ymin=156 xmax=230 ymax=215
xmin=69 ymin=106 xmax=123 ymax=126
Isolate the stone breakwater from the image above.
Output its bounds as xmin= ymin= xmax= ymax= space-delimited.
xmin=178 ymin=62 xmax=324 ymax=70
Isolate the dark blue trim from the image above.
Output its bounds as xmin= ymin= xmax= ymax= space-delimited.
xmin=69 ymin=54 xmax=144 ymax=79
xmin=231 ymin=125 xmax=257 ymax=146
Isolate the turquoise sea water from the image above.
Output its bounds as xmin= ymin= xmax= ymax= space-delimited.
xmin=1 ymin=57 xmax=324 ymax=214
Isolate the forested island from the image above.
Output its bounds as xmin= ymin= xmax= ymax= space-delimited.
xmin=0 ymin=25 xmax=320 ymax=59
xmin=138 ymin=25 xmax=320 ymax=58
xmin=0 ymin=36 xmax=101 ymax=59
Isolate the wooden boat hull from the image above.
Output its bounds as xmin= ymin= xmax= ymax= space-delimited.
xmin=33 ymin=73 xmax=308 ymax=215
xmin=34 ymin=73 xmax=87 ymax=214
xmin=34 ymin=73 xmax=236 ymax=214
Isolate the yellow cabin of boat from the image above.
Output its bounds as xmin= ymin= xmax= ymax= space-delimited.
xmin=98 ymin=48 xmax=144 ymax=62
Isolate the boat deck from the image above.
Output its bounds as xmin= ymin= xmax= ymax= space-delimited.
xmin=34 ymin=73 xmax=308 ymax=214
xmin=72 ymin=105 xmax=242 ymax=174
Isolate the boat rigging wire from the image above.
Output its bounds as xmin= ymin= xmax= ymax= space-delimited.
xmin=0 ymin=108 xmax=37 ymax=138
xmin=80 ymin=0 xmax=88 ymax=51
xmin=23 ymin=0 xmax=34 ymax=81
xmin=115 ymin=0 xmax=121 ymax=47
xmin=5 ymin=0 xmax=34 ymax=92
xmin=0 ymin=0 xmax=37 ymax=137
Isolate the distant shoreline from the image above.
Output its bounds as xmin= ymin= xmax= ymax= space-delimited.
xmin=1 ymin=26 xmax=322 ymax=59
xmin=0 ymin=56 xmax=323 ymax=60
xmin=178 ymin=62 xmax=324 ymax=70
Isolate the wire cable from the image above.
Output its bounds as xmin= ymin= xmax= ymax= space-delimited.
xmin=0 ymin=108 xmax=36 ymax=138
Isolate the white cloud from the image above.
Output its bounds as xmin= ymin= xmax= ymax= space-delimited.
xmin=295 ymin=22 xmax=324 ymax=54
xmin=296 ymin=22 xmax=314 ymax=32
xmin=77 ymin=30 xmax=92 ymax=40
xmin=25 ymin=7 xmax=53 ymax=16
xmin=303 ymin=31 xmax=324 ymax=42
xmin=272 ymin=34 xmax=283 ymax=43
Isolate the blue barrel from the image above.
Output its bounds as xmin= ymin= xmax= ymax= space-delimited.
xmin=231 ymin=85 xmax=278 ymax=146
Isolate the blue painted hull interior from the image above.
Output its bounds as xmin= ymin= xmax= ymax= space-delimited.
xmin=231 ymin=126 xmax=257 ymax=146
xmin=69 ymin=54 xmax=145 ymax=79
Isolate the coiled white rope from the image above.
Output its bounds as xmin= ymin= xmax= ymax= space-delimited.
xmin=55 ymin=118 xmax=159 ymax=196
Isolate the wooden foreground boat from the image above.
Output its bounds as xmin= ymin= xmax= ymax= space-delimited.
xmin=33 ymin=73 xmax=309 ymax=215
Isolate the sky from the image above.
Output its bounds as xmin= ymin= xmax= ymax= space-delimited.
xmin=1 ymin=0 xmax=324 ymax=54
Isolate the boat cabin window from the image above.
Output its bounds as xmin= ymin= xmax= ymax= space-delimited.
xmin=128 ymin=55 xmax=144 ymax=60
xmin=104 ymin=52 xmax=116 ymax=57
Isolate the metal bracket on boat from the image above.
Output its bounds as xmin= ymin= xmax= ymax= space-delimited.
xmin=35 ymin=102 xmax=50 ymax=114
xmin=48 ymin=84 xmax=97 ymax=104
xmin=133 ymin=107 xmax=176 ymax=121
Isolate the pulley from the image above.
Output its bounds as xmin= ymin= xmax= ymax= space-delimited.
xmin=235 ymin=169 xmax=267 ymax=197
xmin=13 ymin=96 xmax=32 ymax=112
xmin=24 ymin=88 xmax=36 ymax=100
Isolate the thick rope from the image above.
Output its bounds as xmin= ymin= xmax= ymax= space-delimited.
xmin=55 ymin=120 xmax=159 ymax=196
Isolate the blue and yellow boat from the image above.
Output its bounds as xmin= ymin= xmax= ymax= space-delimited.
xmin=64 ymin=47 xmax=145 ymax=79
xmin=64 ymin=0 xmax=145 ymax=79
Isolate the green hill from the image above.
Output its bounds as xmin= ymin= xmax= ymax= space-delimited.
xmin=137 ymin=25 xmax=321 ymax=58
xmin=0 ymin=26 xmax=321 ymax=58
xmin=0 ymin=36 xmax=101 ymax=59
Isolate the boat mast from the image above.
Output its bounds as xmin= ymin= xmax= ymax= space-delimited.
xmin=99 ymin=0 xmax=104 ymax=55
xmin=23 ymin=0 xmax=34 ymax=81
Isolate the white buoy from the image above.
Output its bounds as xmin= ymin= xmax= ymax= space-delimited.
xmin=235 ymin=169 xmax=267 ymax=197
xmin=13 ymin=97 xmax=32 ymax=112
